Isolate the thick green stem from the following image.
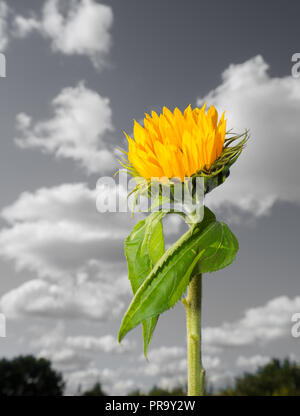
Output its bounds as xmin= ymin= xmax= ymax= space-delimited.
xmin=184 ymin=273 xmax=205 ymax=396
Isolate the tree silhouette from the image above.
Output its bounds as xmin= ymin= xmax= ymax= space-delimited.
xmin=0 ymin=355 xmax=64 ymax=396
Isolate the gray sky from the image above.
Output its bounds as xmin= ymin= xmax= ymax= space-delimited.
xmin=0 ymin=0 xmax=299 ymax=395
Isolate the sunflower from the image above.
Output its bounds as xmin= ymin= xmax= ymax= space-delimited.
xmin=121 ymin=104 xmax=246 ymax=185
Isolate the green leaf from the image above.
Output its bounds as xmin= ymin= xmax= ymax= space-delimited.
xmin=119 ymin=207 xmax=217 ymax=342
xmin=197 ymin=222 xmax=239 ymax=273
xmin=124 ymin=211 xmax=166 ymax=355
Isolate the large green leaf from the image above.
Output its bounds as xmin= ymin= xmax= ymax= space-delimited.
xmin=119 ymin=207 xmax=218 ymax=342
xmin=119 ymin=207 xmax=239 ymax=342
xmin=124 ymin=211 xmax=166 ymax=355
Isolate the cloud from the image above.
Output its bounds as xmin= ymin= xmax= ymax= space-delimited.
xmin=39 ymin=347 xmax=91 ymax=372
xmin=140 ymin=346 xmax=186 ymax=378
xmin=143 ymin=346 xmax=186 ymax=365
xmin=15 ymin=82 xmax=117 ymax=174
xmin=136 ymin=345 xmax=220 ymax=391
xmin=34 ymin=325 xmax=134 ymax=375
xmin=24 ymin=322 xmax=137 ymax=394
xmin=0 ymin=275 xmax=129 ymax=321
xmin=13 ymin=0 xmax=113 ymax=69
xmin=0 ymin=182 xmax=141 ymax=322
xmin=0 ymin=183 xmax=132 ymax=278
xmin=203 ymin=295 xmax=300 ymax=348
xmin=197 ymin=55 xmax=300 ymax=221
xmin=236 ymin=355 xmax=271 ymax=371
xmin=0 ymin=1 xmax=9 ymax=51
xmin=35 ymin=329 xmax=139 ymax=395
xmin=136 ymin=346 xmax=187 ymax=391
xmin=66 ymin=334 xmax=134 ymax=354
xmin=66 ymin=367 xmax=139 ymax=395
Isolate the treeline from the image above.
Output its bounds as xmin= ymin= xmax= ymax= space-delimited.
xmin=0 ymin=356 xmax=299 ymax=396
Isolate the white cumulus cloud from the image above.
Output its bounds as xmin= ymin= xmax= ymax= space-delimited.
xmin=198 ymin=55 xmax=300 ymax=221
xmin=0 ymin=183 xmax=131 ymax=278
xmin=13 ymin=0 xmax=113 ymax=69
xmin=15 ymin=82 xmax=117 ymax=174
xmin=0 ymin=275 xmax=129 ymax=321
xmin=0 ymin=182 xmax=141 ymax=322
xmin=203 ymin=295 xmax=300 ymax=348
xmin=66 ymin=334 xmax=134 ymax=354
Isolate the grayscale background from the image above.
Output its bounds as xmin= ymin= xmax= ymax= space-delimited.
xmin=0 ymin=0 xmax=299 ymax=394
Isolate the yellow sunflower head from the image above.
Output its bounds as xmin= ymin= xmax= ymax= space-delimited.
xmin=120 ymin=104 xmax=247 ymax=187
